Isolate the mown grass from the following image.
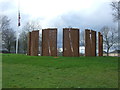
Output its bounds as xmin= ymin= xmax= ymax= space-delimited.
xmin=2 ymin=54 xmax=118 ymax=88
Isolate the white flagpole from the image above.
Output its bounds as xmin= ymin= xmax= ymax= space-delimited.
xmin=16 ymin=31 xmax=19 ymax=54
xmin=16 ymin=0 xmax=20 ymax=54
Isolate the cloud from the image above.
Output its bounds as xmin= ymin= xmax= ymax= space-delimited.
xmin=0 ymin=0 xmax=116 ymax=30
xmin=41 ymin=1 xmax=116 ymax=48
xmin=0 ymin=0 xmax=117 ymax=48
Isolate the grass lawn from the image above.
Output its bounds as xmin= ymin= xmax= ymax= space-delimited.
xmin=2 ymin=54 xmax=118 ymax=88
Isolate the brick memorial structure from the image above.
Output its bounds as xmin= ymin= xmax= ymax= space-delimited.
xmin=27 ymin=28 xmax=102 ymax=57
xmin=42 ymin=28 xmax=57 ymax=56
xmin=27 ymin=30 xmax=39 ymax=56
xmin=98 ymin=32 xmax=103 ymax=56
xmin=85 ymin=29 xmax=96 ymax=56
xmin=63 ymin=28 xmax=79 ymax=57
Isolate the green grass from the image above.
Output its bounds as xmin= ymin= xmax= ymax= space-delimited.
xmin=2 ymin=54 xmax=118 ymax=88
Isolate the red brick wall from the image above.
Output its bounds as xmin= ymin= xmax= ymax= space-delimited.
xmin=42 ymin=28 xmax=57 ymax=56
xmin=63 ymin=28 xmax=79 ymax=57
xmin=85 ymin=29 xmax=96 ymax=56
xmin=98 ymin=32 xmax=103 ymax=56
xmin=27 ymin=30 xmax=39 ymax=56
xmin=27 ymin=32 xmax=31 ymax=55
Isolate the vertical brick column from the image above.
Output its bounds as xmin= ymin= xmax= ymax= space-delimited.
xmin=42 ymin=28 xmax=57 ymax=56
xmin=30 ymin=30 xmax=39 ymax=56
xmin=98 ymin=32 xmax=103 ymax=56
xmin=85 ymin=29 xmax=96 ymax=56
xmin=42 ymin=30 xmax=49 ymax=56
xmin=91 ymin=30 xmax=96 ymax=56
xmin=27 ymin=32 xmax=31 ymax=55
xmin=63 ymin=28 xmax=72 ymax=56
xmin=63 ymin=28 xmax=79 ymax=57
xmin=85 ymin=29 xmax=91 ymax=56
xmin=27 ymin=30 xmax=39 ymax=56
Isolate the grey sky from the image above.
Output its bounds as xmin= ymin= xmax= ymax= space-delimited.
xmin=0 ymin=0 xmax=116 ymax=29
xmin=0 ymin=0 xmax=118 ymax=48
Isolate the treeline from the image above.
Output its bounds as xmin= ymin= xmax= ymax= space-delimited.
xmin=0 ymin=15 xmax=118 ymax=56
xmin=1 ymin=15 xmax=42 ymax=54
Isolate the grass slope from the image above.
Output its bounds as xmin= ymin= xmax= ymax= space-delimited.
xmin=2 ymin=54 xmax=118 ymax=88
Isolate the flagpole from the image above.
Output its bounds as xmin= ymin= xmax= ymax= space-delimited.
xmin=16 ymin=30 xmax=19 ymax=54
xmin=16 ymin=0 xmax=20 ymax=54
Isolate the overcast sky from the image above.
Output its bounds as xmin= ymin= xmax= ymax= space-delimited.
xmin=0 ymin=0 xmax=117 ymax=29
xmin=0 ymin=0 xmax=118 ymax=48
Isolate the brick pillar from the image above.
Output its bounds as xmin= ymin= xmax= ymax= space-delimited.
xmin=42 ymin=28 xmax=57 ymax=56
xmin=91 ymin=30 xmax=96 ymax=56
xmin=30 ymin=30 xmax=39 ymax=56
xmin=27 ymin=30 xmax=39 ymax=56
xmin=63 ymin=28 xmax=79 ymax=57
xmin=85 ymin=29 xmax=96 ymax=56
xmin=27 ymin=32 xmax=31 ymax=55
xmin=85 ymin=29 xmax=91 ymax=56
xmin=98 ymin=32 xmax=103 ymax=56
xmin=42 ymin=30 xmax=49 ymax=56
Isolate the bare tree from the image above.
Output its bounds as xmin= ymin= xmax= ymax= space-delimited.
xmin=111 ymin=1 xmax=120 ymax=21
xmin=19 ymin=21 xmax=42 ymax=54
xmin=1 ymin=15 xmax=16 ymax=52
xmin=100 ymin=26 xmax=118 ymax=56
xmin=111 ymin=1 xmax=120 ymax=53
